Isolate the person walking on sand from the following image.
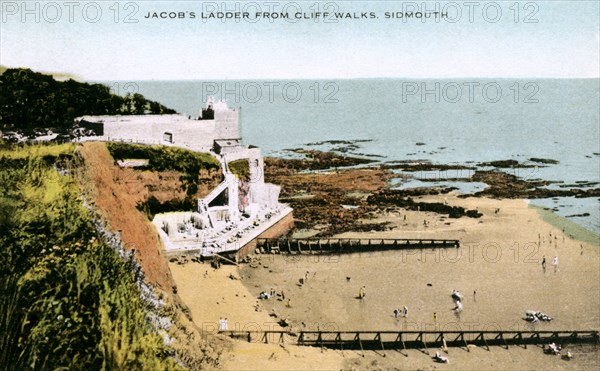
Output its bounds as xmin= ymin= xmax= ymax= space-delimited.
xmin=403 ymin=305 xmax=408 ymax=318
xmin=553 ymin=255 xmax=559 ymax=271
xmin=433 ymin=312 xmax=437 ymax=323
xmin=359 ymin=286 xmax=366 ymax=299
xmin=542 ymin=256 xmax=547 ymax=270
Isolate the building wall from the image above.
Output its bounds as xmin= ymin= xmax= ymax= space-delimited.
xmin=214 ymin=108 xmax=240 ymax=139
xmin=234 ymin=211 xmax=294 ymax=260
xmin=79 ymin=108 xmax=240 ymax=152
xmin=102 ymin=118 xmax=216 ymax=151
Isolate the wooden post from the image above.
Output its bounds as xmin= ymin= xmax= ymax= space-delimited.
xmin=354 ymin=333 xmax=365 ymax=357
xmin=462 ymin=332 xmax=470 ymax=352
xmin=475 ymin=332 xmax=490 ymax=351
xmin=514 ymin=332 xmax=526 ymax=349
xmin=375 ymin=332 xmax=385 ymax=351
xmin=336 ymin=332 xmax=343 ymax=351
xmin=417 ymin=332 xmax=429 ymax=354
xmin=496 ymin=333 xmax=509 ymax=350
xmin=396 ymin=332 xmax=408 ymax=357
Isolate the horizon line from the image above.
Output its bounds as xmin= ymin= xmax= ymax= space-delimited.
xmin=90 ymin=76 xmax=600 ymax=82
xmin=2 ymin=66 xmax=599 ymax=81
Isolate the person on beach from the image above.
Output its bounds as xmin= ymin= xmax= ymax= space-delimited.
xmin=358 ymin=286 xmax=366 ymax=299
xmin=218 ymin=317 xmax=227 ymax=332
xmin=433 ymin=312 xmax=437 ymax=323
xmin=451 ymin=290 xmax=463 ymax=302
xmin=403 ymin=306 xmax=408 ymax=318
xmin=453 ymin=300 xmax=463 ymax=312
xmin=285 ymin=298 xmax=291 ymax=307
xmin=553 ymin=256 xmax=559 ymax=271
xmin=394 ymin=308 xmax=401 ymax=318
xmin=542 ymin=256 xmax=546 ymax=270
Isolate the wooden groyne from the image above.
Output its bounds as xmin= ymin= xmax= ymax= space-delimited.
xmin=220 ymin=330 xmax=599 ymax=353
xmin=255 ymin=238 xmax=460 ymax=254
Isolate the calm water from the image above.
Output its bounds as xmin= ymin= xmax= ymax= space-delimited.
xmin=103 ymin=79 xmax=600 ymax=234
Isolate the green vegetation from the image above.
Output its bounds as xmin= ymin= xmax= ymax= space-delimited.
xmin=137 ymin=196 xmax=197 ymax=221
xmin=0 ymin=68 xmax=176 ymax=135
xmin=229 ymin=159 xmax=250 ymax=181
xmin=0 ymin=143 xmax=178 ymax=370
xmin=107 ymin=142 xmax=221 ymax=196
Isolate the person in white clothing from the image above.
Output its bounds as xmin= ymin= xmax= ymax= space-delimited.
xmin=218 ymin=317 xmax=228 ymax=331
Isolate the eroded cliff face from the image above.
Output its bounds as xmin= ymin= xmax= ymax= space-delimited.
xmin=79 ymin=142 xmax=177 ymax=290
xmin=77 ymin=142 xmax=230 ymax=369
xmin=78 ymin=141 xmax=225 ymax=290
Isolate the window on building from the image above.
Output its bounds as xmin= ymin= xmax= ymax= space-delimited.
xmin=163 ymin=132 xmax=173 ymax=143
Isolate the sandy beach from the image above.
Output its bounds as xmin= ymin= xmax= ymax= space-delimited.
xmin=170 ymin=193 xmax=599 ymax=370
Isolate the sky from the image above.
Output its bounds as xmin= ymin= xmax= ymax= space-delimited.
xmin=1 ymin=1 xmax=599 ymax=80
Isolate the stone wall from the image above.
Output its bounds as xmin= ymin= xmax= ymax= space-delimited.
xmin=102 ymin=117 xmax=216 ymax=151
xmin=234 ymin=211 xmax=294 ymax=260
xmin=214 ymin=108 xmax=240 ymax=139
xmin=78 ymin=108 xmax=241 ymax=152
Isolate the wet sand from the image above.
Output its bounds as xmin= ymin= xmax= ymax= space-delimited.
xmin=170 ymin=194 xmax=599 ymax=370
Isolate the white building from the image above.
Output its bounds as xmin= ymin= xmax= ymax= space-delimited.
xmin=76 ymin=99 xmax=292 ymax=258
xmin=76 ymin=97 xmax=240 ymax=152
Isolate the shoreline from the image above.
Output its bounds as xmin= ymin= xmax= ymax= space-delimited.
xmin=264 ymin=152 xmax=599 ymax=239
xmin=530 ymin=203 xmax=599 ymax=246
xmin=169 ymin=151 xmax=599 ymax=370
xmin=170 ymin=192 xmax=600 ymax=370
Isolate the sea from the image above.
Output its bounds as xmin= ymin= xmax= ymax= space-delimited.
xmin=102 ymin=79 xmax=600 ymax=235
